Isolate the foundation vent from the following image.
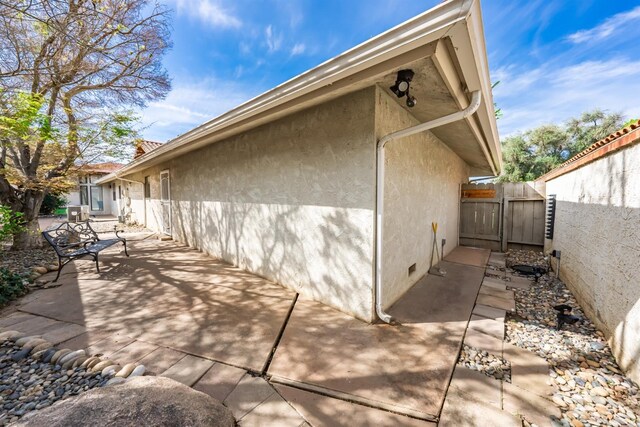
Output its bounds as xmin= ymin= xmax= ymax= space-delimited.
xmin=408 ymin=263 xmax=417 ymax=275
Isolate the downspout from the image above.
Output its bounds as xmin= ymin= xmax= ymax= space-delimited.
xmin=375 ymin=90 xmax=482 ymax=323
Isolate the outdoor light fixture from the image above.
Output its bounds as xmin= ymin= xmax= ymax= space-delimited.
xmin=390 ymin=69 xmax=417 ymax=108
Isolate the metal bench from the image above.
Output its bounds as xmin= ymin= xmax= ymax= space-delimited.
xmin=42 ymin=221 xmax=129 ymax=281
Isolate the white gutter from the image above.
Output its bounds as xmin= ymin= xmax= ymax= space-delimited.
xmin=375 ymin=90 xmax=482 ymax=323
xmin=96 ymin=0 xmax=476 ymax=185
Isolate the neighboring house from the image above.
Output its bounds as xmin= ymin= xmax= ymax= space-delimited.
xmin=66 ymin=162 xmax=123 ymax=217
xmin=97 ymin=0 xmax=502 ymax=322
xmin=540 ymin=120 xmax=640 ymax=383
xmin=134 ymin=140 xmax=164 ymax=159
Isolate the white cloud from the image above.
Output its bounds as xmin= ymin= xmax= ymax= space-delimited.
xmin=171 ymin=0 xmax=241 ymax=29
xmin=139 ymin=78 xmax=259 ymax=142
xmin=290 ymin=43 xmax=305 ymax=56
xmin=265 ymin=25 xmax=283 ymax=53
xmin=567 ymin=6 xmax=640 ymax=44
xmin=494 ymin=58 xmax=640 ymax=137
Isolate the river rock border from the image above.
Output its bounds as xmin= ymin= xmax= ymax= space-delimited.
xmin=0 ymin=330 xmax=147 ymax=425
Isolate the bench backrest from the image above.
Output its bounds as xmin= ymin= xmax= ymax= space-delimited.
xmin=42 ymin=221 xmax=99 ymax=255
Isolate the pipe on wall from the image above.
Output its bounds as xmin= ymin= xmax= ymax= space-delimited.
xmin=375 ymin=90 xmax=482 ymax=324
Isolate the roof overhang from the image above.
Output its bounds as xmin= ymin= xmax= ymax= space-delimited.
xmin=97 ymin=0 xmax=500 ymax=184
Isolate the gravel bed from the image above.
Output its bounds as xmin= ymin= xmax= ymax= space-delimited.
xmin=505 ymin=250 xmax=640 ymax=427
xmin=457 ymin=344 xmax=511 ymax=382
xmin=0 ymin=341 xmax=110 ymax=425
xmin=0 ymin=248 xmax=57 ymax=279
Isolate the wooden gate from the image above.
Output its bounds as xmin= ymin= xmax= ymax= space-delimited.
xmin=459 ymin=182 xmax=546 ymax=251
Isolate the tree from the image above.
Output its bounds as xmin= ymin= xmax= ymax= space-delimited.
xmin=498 ymin=109 xmax=625 ymax=182
xmin=0 ymin=0 xmax=171 ymax=249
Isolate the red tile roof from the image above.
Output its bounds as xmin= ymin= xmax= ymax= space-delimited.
xmin=134 ymin=140 xmax=164 ymax=159
xmin=540 ymin=120 xmax=640 ymax=182
xmin=80 ymin=162 xmax=124 ymax=174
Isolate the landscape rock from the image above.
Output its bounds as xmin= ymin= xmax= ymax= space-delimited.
xmin=14 ymin=376 xmax=235 ymax=427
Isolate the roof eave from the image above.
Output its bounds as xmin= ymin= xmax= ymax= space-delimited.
xmin=96 ymin=0 xmax=474 ymax=184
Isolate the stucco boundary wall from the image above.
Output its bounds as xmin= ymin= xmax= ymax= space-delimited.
xmin=544 ymin=136 xmax=640 ymax=384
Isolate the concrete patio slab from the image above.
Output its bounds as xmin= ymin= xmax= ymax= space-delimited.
xmin=275 ymin=384 xmax=434 ymax=427
xmin=468 ymin=315 xmax=504 ymax=340
xmin=109 ymin=340 xmax=159 ymax=364
xmin=224 ymin=374 xmax=276 ymax=421
xmin=476 ymin=293 xmax=516 ymax=312
xmin=472 ymin=304 xmax=506 ymax=320
xmin=160 ymin=354 xmax=214 ymax=387
xmin=443 ymin=246 xmax=491 ymax=267
xmin=268 ymin=260 xmax=486 ymax=421
xmin=237 ymin=392 xmax=305 ymax=426
xmin=447 ymin=366 xmax=502 ymax=408
xmin=137 ymin=346 xmax=186 ymax=376
xmin=0 ymin=312 xmax=39 ymax=328
xmin=479 ymin=286 xmax=515 ymax=300
xmin=39 ymin=322 xmax=87 ymax=345
xmin=503 ymin=382 xmax=560 ymax=426
xmin=15 ymin=240 xmax=298 ymax=371
xmin=463 ymin=328 xmax=503 ymax=355
xmin=193 ymin=362 xmax=247 ymax=402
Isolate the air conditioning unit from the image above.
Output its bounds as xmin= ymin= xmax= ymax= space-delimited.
xmin=67 ymin=205 xmax=89 ymax=222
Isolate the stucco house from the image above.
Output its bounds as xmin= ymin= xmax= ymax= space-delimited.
xmin=540 ymin=120 xmax=640 ymax=383
xmin=97 ymin=0 xmax=502 ymax=322
xmin=65 ymin=162 xmax=123 ymax=217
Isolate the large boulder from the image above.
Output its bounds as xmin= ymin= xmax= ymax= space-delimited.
xmin=16 ymin=376 xmax=235 ymax=427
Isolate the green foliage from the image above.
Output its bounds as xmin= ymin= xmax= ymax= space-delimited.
xmin=620 ymin=118 xmax=639 ymax=129
xmin=0 ymin=205 xmax=26 ymax=241
xmin=498 ymin=109 xmax=625 ymax=182
xmin=0 ymin=267 xmax=29 ymax=307
xmin=492 ymin=81 xmax=503 ymax=120
xmin=39 ymin=193 xmax=67 ymax=215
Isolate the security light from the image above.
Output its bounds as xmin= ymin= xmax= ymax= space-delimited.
xmin=390 ymin=69 xmax=417 ymax=108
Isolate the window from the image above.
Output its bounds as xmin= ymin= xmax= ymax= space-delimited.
xmin=118 ymin=185 xmax=122 ymax=199
xmin=112 ymin=188 xmax=116 ymax=201
xmin=90 ymin=186 xmax=103 ymax=211
xmin=80 ymin=186 xmax=89 ymax=205
xmin=144 ymin=176 xmax=151 ymax=198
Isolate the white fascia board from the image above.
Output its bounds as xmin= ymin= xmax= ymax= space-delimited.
xmin=97 ymin=0 xmax=473 ymax=184
xmin=447 ymin=0 xmax=502 ymax=174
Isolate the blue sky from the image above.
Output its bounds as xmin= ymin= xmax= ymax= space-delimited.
xmin=141 ymin=0 xmax=640 ymax=142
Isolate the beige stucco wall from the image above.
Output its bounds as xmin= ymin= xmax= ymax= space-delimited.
xmin=546 ymin=142 xmax=640 ymax=383
xmin=125 ymin=88 xmax=377 ymax=321
xmin=375 ymin=87 xmax=470 ymax=308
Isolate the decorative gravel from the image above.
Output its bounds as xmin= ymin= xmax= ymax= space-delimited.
xmin=86 ymin=219 xmax=148 ymax=234
xmin=0 ymin=341 xmax=109 ymax=426
xmin=505 ymin=250 xmax=640 ymax=427
xmin=0 ymin=248 xmax=57 ymax=279
xmin=457 ymin=344 xmax=511 ymax=382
